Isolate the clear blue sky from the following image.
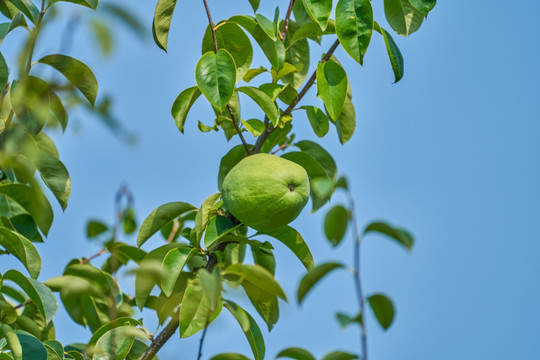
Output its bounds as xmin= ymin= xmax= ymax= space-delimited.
xmin=3 ymin=0 xmax=540 ymax=359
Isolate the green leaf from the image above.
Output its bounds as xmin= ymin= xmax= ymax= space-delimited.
xmin=237 ymin=86 xmax=279 ymax=127
xmin=311 ymin=177 xmax=334 ymax=199
xmin=210 ymin=354 xmax=250 ymax=360
xmin=384 ymin=0 xmax=424 ymax=36
xmin=171 ymin=86 xmax=201 ymax=134
xmin=9 ymin=0 xmax=39 ymax=23
xmin=241 ymin=280 xmax=279 ymax=331
xmin=297 ymin=262 xmax=344 ymax=304
xmin=241 ymin=119 xmax=265 ymax=137
xmin=374 ymin=22 xmax=404 ymax=83
xmin=86 ymin=220 xmax=108 ymax=238
xmin=251 ymin=245 xmax=275 ymax=275
xmin=294 ymin=140 xmax=337 ymax=180
xmin=408 ymin=0 xmax=436 ymax=16
xmin=218 ymin=145 xmax=249 ymax=191
xmin=276 ymin=347 xmax=316 ymax=360
xmin=225 ymin=264 xmax=286 ymax=300
xmin=161 ymin=247 xmax=196 ymax=296
xmin=302 ymin=0 xmax=332 ymax=30
xmin=0 ymin=52 xmax=8 ymax=91
xmin=199 ymin=268 xmax=221 ymax=312
xmin=152 ymin=0 xmax=178 ymax=51
xmin=202 ymin=22 xmax=253 ymax=82
xmin=335 ymin=312 xmax=363 ymax=327
xmin=36 ymin=152 xmax=71 ymax=211
xmin=0 ymin=325 xmax=22 ymax=360
xmin=257 ymin=226 xmax=314 ymax=270
xmin=243 ymin=67 xmax=267 ymax=82
xmin=335 ymin=95 xmax=356 ymax=144
xmin=335 ymin=0 xmax=373 ymax=65
xmin=137 ymin=201 xmax=196 ymax=247
xmin=324 ymin=205 xmax=349 ymax=247
xmin=90 ymin=19 xmax=113 ymax=56
xmin=204 ymin=215 xmax=238 ymax=249
xmin=0 ymin=183 xmax=53 ymax=236
xmin=281 ymin=151 xmax=328 ymax=180
xmin=224 ymin=300 xmax=265 ymax=360
xmin=3 ymin=270 xmax=58 ymax=323
xmin=43 ymin=344 xmax=61 ymax=360
xmin=92 ymin=326 xmax=145 ymax=360
xmin=44 ymin=340 xmax=63 ymax=359
xmin=229 ymin=15 xmax=285 ymax=71
xmin=364 ymin=221 xmax=414 ymax=249
xmin=15 ymin=330 xmax=47 ymax=360
xmin=0 ymin=227 xmax=41 ymax=278
xmin=317 ymin=60 xmax=348 ymax=120
xmin=301 ymin=106 xmax=329 ymax=138
xmin=282 ymin=21 xmax=310 ymax=89
xmin=37 ymin=55 xmax=98 ymax=106
xmin=196 ymin=49 xmax=236 ymax=111
xmin=179 ymin=278 xmax=222 ymax=337
xmin=368 ymin=293 xmax=395 ymax=330
xmin=48 ymin=0 xmax=98 ymax=10
xmin=321 ymin=351 xmax=359 ymax=360
xmin=194 ymin=192 xmax=221 ymax=243
xmin=247 ymin=0 xmax=260 ymax=12
xmin=290 ymin=20 xmax=335 ymax=45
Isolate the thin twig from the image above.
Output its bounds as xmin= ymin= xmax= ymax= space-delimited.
xmin=203 ymin=0 xmax=251 ymax=155
xmin=280 ymin=0 xmax=296 ymax=40
xmin=79 ymin=248 xmax=106 ymax=264
xmin=13 ymin=299 xmax=32 ymax=310
xmin=349 ymin=194 xmax=368 ymax=360
xmin=196 ymin=318 xmax=210 ymax=360
xmin=252 ymin=39 xmax=340 ymax=153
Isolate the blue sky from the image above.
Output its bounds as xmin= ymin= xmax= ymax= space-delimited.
xmin=3 ymin=0 xmax=540 ymax=359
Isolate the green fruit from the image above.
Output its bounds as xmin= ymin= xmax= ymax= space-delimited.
xmin=221 ymin=153 xmax=310 ymax=231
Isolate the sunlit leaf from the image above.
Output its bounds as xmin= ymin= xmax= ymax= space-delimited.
xmin=257 ymin=226 xmax=314 ymax=270
xmin=171 ymin=86 xmax=201 ymax=134
xmin=161 ymin=247 xmax=197 ymax=296
xmin=237 ymin=86 xmax=279 ymax=127
xmin=199 ymin=268 xmax=221 ymax=312
xmin=36 ymin=152 xmax=71 ymax=211
xmin=179 ymin=277 xmax=222 ymax=337
xmin=364 ymin=221 xmax=414 ymax=249
xmin=317 ymin=60 xmax=348 ymax=120
xmin=48 ymin=0 xmax=98 ymax=10
xmin=137 ymin=202 xmax=196 ymax=247
xmin=408 ymin=0 xmax=436 ymax=16
xmin=301 ymin=106 xmax=329 ymax=138
xmin=92 ymin=326 xmax=145 ymax=360
xmin=384 ymin=0 xmax=424 ymax=36
xmin=224 ymin=300 xmax=265 ymax=360
xmin=302 ymin=0 xmax=332 ymax=30
xmin=0 ymin=227 xmax=41 ymax=278
xmin=37 ymin=54 xmax=98 ymax=106
xmin=321 ymin=351 xmax=359 ymax=360
xmin=194 ymin=192 xmax=221 ymax=243
xmin=210 ymin=354 xmax=250 ymax=360
xmin=276 ymin=347 xmax=316 ymax=360
xmin=335 ymin=0 xmax=373 ymax=64
xmin=152 ymin=0 xmax=178 ymax=51
xmin=297 ymin=262 xmax=344 ymax=304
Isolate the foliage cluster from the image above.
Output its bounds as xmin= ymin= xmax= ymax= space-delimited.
xmin=0 ymin=0 xmax=436 ymax=359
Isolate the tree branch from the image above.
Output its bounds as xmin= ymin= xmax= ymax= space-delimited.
xmin=203 ymin=0 xmax=252 ymax=155
xmin=280 ymin=0 xmax=296 ymax=41
xmin=252 ymin=39 xmax=340 ymax=153
xmin=349 ymin=195 xmax=368 ymax=360
xmin=196 ymin=318 xmax=210 ymax=360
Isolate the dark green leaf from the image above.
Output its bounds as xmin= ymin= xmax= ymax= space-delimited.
xmin=237 ymin=86 xmax=279 ymax=127
xmin=368 ymin=293 xmax=395 ymax=329
xmin=324 ymin=205 xmax=349 ymax=247
xmin=302 ymin=0 xmax=332 ymax=30
xmin=218 ymin=145 xmax=250 ymax=191
xmin=43 ymin=340 xmax=63 ymax=359
xmin=255 ymin=13 xmax=277 ymax=41
xmin=137 ymin=202 xmax=196 ymax=247
xmin=384 ymin=0 xmax=424 ymax=36
xmin=196 ymin=49 xmax=236 ymax=111
xmin=276 ymin=347 xmax=316 ymax=360
xmin=15 ymin=330 xmax=47 ymax=360
xmin=37 ymin=55 xmax=98 ymax=106
xmin=408 ymin=0 xmax=436 ymax=16
xmin=257 ymin=226 xmax=314 ymax=270
xmin=335 ymin=0 xmax=373 ymax=65
xmin=0 ymin=183 xmax=53 ymax=236
xmin=36 ymin=152 xmax=71 ymax=210
xmin=335 ymin=312 xmax=362 ymax=327
xmin=374 ymin=21 xmax=404 ymax=83
xmin=0 ymin=52 xmax=8 ymax=91
xmin=48 ymin=0 xmax=98 ymax=10
xmin=297 ymin=262 xmax=344 ymax=304
xmin=251 ymin=246 xmax=275 ymax=275
xmin=364 ymin=221 xmax=414 ymax=249
xmin=179 ymin=278 xmax=222 ymax=337
xmin=0 ymin=227 xmax=41 ymax=278
xmin=321 ymin=351 xmax=359 ymax=360
xmin=3 ymin=270 xmax=57 ymax=323
xmin=281 ymin=151 xmax=328 ymax=180
xmin=210 ymin=354 xmax=250 ymax=360
xmin=171 ymin=86 xmax=202 ymax=133
xmin=43 ymin=344 xmax=61 ymax=360
xmin=9 ymin=0 xmax=39 ymax=23
xmin=86 ymin=220 xmax=108 ymax=238
xmin=301 ymin=106 xmax=329 ymax=138
xmin=152 ymin=0 xmax=178 ymax=51
xmin=204 ymin=215 xmax=238 ymax=249
xmin=202 ymin=22 xmax=253 ymax=82
xmin=224 ymin=300 xmax=265 ymax=360
xmin=317 ymin=60 xmax=348 ymax=120
xmin=161 ymin=247 xmax=196 ymax=296
xmin=295 ymin=140 xmax=337 ymax=180
xmin=335 ymin=95 xmax=356 ymax=144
